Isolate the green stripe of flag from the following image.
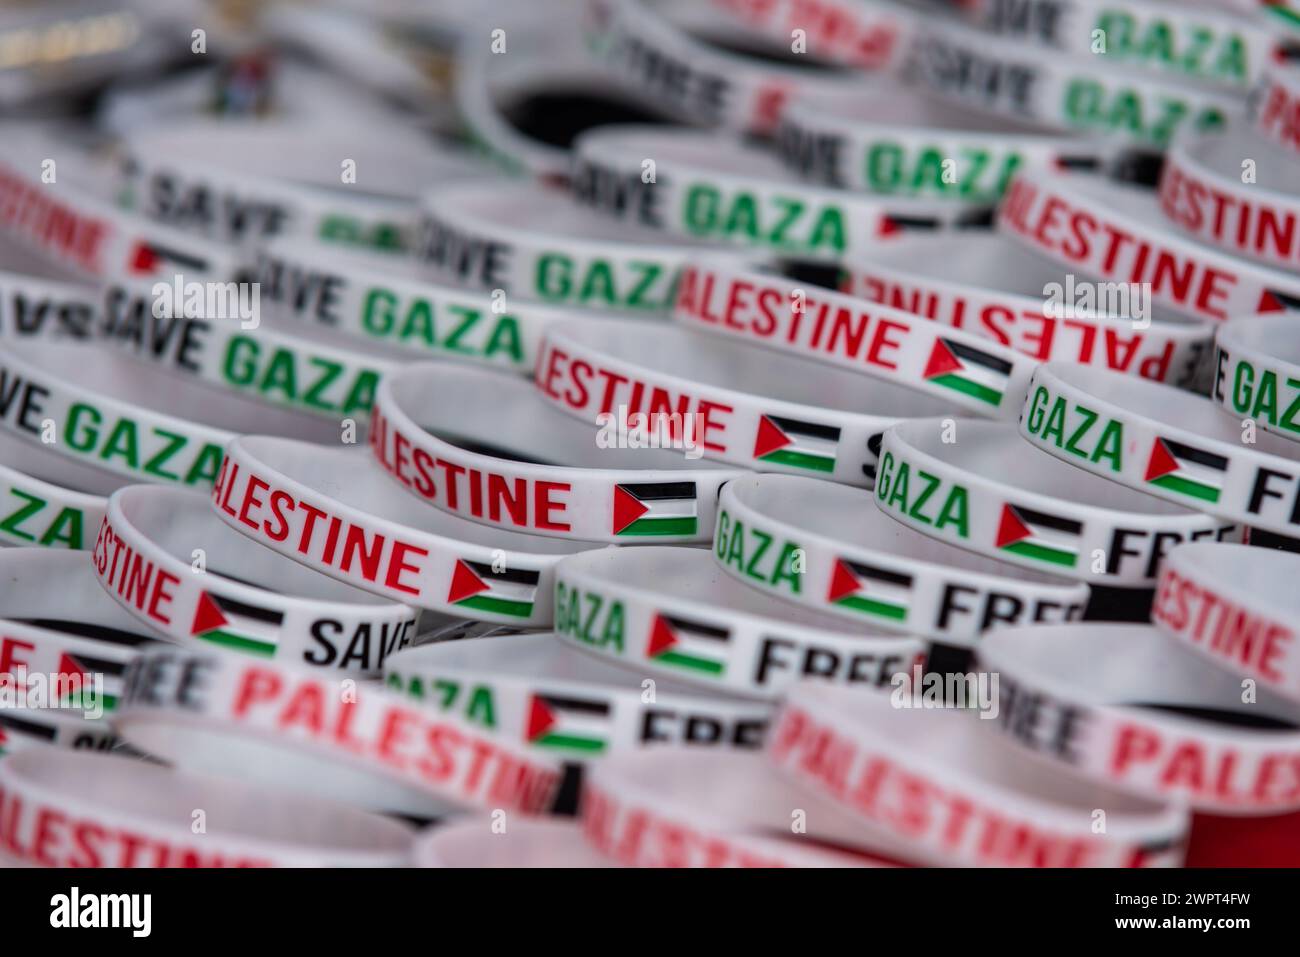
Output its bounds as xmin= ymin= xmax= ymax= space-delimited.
xmin=1149 ymin=474 xmax=1221 ymax=504
xmin=760 ymin=449 xmax=834 ymax=473
xmin=1003 ymin=540 xmax=1077 ymax=568
xmin=198 ymin=630 xmax=277 ymax=657
xmin=834 ymin=595 xmax=908 ymax=622
xmin=655 ymin=650 xmax=725 ymax=676
xmin=618 ymin=516 xmax=698 ymax=537
xmin=929 ymin=374 xmax=1002 ymax=406
xmin=456 ymin=594 xmax=534 ymax=618
xmin=536 ymin=733 xmax=607 ymax=754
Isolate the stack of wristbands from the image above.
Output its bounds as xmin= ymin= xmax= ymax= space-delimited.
xmin=0 ymin=0 xmax=1296 ymax=869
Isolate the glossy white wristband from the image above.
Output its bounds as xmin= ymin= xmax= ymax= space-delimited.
xmin=1214 ymin=313 xmax=1300 ymax=444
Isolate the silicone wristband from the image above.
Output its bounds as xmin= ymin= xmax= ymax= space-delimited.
xmin=535 ymin=316 xmax=959 ymax=487
xmin=715 ymin=473 xmax=1088 ymax=645
xmin=414 ymin=817 xmax=615 ymax=867
xmin=976 ymin=622 xmax=1300 ymax=813
xmin=415 ymin=179 xmax=704 ymax=315
xmin=775 ymin=84 xmax=1117 ymax=203
xmin=553 ymin=545 xmax=921 ymax=698
xmin=0 ymin=548 xmax=163 ymax=713
xmin=671 ymin=258 xmax=1039 ymax=419
xmin=115 ymin=644 xmax=565 ymax=817
xmin=372 ymin=362 xmax=740 ymax=542
xmin=998 ymin=166 xmax=1300 ymax=323
xmin=118 ymin=121 xmax=484 ymax=253
xmin=0 ymin=430 xmax=120 ymax=550
xmin=700 ymin=0 xmax=914 ymax=71
xmin=94 ymin=485 xmax=422 ymax=675
xmin=879 ymin=419 xmax=1242 ymax=584
xmin=102 ymin=285 xmax=398 ymax=422
xmin=383 ymin=632 xmax=772 ymax=758
xmin=0 ymin=266 xmax=104 ymax=341
xmin=584 ymin=0 xmax=876 ymax=136
xmin=1158 ymin=119 xmax=1300 ymax=273
xmin=769 ymin=682 xmax=1188 ymax=867
xmin=963 ymin=0 xmax=1279 ymax=87
xmin=571 ymin=125 xmax=966 ymax=262
xmin=0 ymin=707 xmax=124 ymax=759
xmin=1214 ymin=313 xmax=1300 ymax=443
xmin=0 ymin=748 xmax=415 ymax=867
xmin=0 ymin=337 xmax=340 ymax=489
xmin=0 ymin=150 xmax=235 ymax=282
xmin=212 ymin=436 xmax=595 ymax=623
xmin=839 ymin=233 xmax=1213 ymax=386
xmin=1252 ymin=58 xmax=1300 ymax=155
xmin=905 ymin=17 xmax=1236 ymax=148
xmin=581 ymin=748 xmax=881 ymax=867
xmin=1021 ymin=362 xmax=1300 ymax=536
xmin=1154 ymin=541 xmax=1300 ymax=702
xmin=255 ymin=238 xmax=570 ymax=374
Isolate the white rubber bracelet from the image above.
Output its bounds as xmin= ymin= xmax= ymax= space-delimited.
xmin=1214 ymin=313 xmax=1300 ymax=443
xmin=1252 ymin=58 xmax=1300 ymax=155
xmin=416 ymin=179 xmax=705 ymax=315
xmin=769 ymin=681 xmax=1188 ymax=866
xmin=672 ymin=257 xmax=1036 ymax=419
xmin=699 ymin=0 xmax=915 ymax=71
xmin=839 ymin=233 xmax=1213 ymax=386
xmin=255 ymin=238 xmax=571 ymax=374
xmin=0 ymin=337 xmax=340 ymax=489
xmin=716 ymin=473 xmax=1088 ymax=645
xmin=998 ymin=166 xmax=1300 ymax=322
xmin=880 ymin=419 xmax=1242 ymax=584
xmin=0 ymin=548 xmax=163 ymax=714
xmin=1155 ymin=541 xmax=1300 ymax=703
xmin=212 ymin=436 xmax=596 ymax=623
xmin=384 ymin=631 xmax=772 ymax=758
xmin=905 ymin=17 xmax=1238 ymax=148
xmin=95 ymin=485 xmax=422 ymax=675
xmin=536 ymin=315 xmax=959 ymax=487
xmin=1158 ymin=118 xmax=1300 ymax=273
xmin=0 ymin=748 xmax=415 ymax=867
xmin=414 ymin=817 xmax=615 ymax=867
xmin=115 ymin=644 xmax=565 ymax=817
xmin=0 ymin=266 xmax=104 ymax=340
xmin=553 ymin=545 xmax=921 ymax=699
xmin=581 ymin=748 xmax=881 ymax=866
xmin=0 ymin=707 xmax=123 ymax=759
xmin=373 ymin=362 xmax=740 ymax=542
xmin=1021 ymin=362 xmax=1300 ymax=536
xmin=586 ymin=0 xmax=877 ymax=136
xmin=775 ymin=83 xmax=1118 ymax=203
xmin=962 ymin=0 xmax=1279 ymax=87
xmin=976 ymin=622 xmax=1300 ymax=813
xmin=0 ymin=430 xmax=119 ymax=550
xmin=102 ymin=286 xmax=398 ymax=423
xmin=0 ymin=149 xmax=235 ymax=282
xmin=571 ymin=125 xmax=966 ymax=261
xmin=118 ymin=120 xmax=485 ymax=253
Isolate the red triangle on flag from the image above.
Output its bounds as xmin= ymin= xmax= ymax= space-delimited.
xmin=646 ymin=615 xmax=679 ymax=658
xmin=753 ymin=416 xmax=793 ymax=459
xmin=526 ymin=696 xmax=557 ymax=741
xmin=611 ymin=486 xmax=650 ymax=534
xmin=129 ymin=242 xmax=158 ymax=274
xmin=1145 ymin=439 xmax=1179 ymax=481
xmin=827 ymin=559 xmax=862 ymax=603
xmin=877 ymin=216 xmax=902 ymax=238
xmin=923 ymin=339 xmax=963 ymax=379
xmin=55 ymin=653 xmax=86 ymax=684
xmin=995 ymin=505 xmax=1033 ymax=548
xmin=191 ymin=592 xmax=229 ymax=636
xmin=1258 ymin=289 xmax=1285 ymax=313
xmin=447 ymin=560 xmax=490 ymax=604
